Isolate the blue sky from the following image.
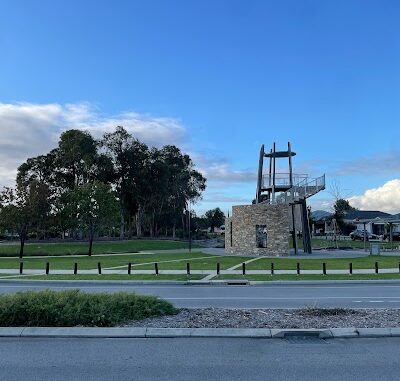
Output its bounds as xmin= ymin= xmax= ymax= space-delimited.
xmin=0 ymin=0 xmax=399 ymax=214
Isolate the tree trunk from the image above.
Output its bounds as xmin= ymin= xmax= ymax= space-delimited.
xmin=128 ymin=215 xmax=133 ymax=239
xmin=119 ymin=206 xmax=125 ymax=240
xmin=19 ymin=236 xmax=25 ymax=259
xmin=135 ymin=209 xmax=142 ymax=239
xmin=88 ymin=231 xmax=94 ymax=257
xmin=172 ymin=223 xmax=176 ymax=239
xmin=181 ymin=214 xmax=185 ymax=236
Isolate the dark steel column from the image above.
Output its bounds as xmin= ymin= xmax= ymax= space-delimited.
xmin=288 ymin=142 xmax=298 ymax=255
xmin=255 ymin=145 xmax=264 ymax=203
xmin=300 ymin=199 xmax=312 ymax=254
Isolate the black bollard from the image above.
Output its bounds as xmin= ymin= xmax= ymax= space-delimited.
xmin=375 ymin=261 xmax=379 ymax=274
xmin=19 ymin=262 xmax=23 ymax=275
xmin=155 ymin=262 xmax=159 ymax=275
xmin=323 ymin=262 xmax=326 ymax=275
xmin=97 ymin=262 xmax=101 ymax=275
xmin=349 ymin=262 xmax=353 ymax=275
xmin=242 ymin=262 xmax=246 ymax=275
xmin=74 ymin=262 xmax=78 ymax=275
xmin=217 ymin=263 xmax=220 ymax=275
xmin=128 ymin=262 xmax=132 ymax=275
xmin=271 ymin=263 xmax=274 ymax=276
xmin=46 ymin=262 xmax=49 ymax=275
xmin=186 ymin=262 xmax=190 ymax=275
xmin=296 ymin=262 xmax=300 ymax=275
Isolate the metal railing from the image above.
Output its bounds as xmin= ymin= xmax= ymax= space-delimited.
xmin=261 ymin=173 xmax=309 ymax=188
xmin=275 ymin=174 xmax=325 ymax=204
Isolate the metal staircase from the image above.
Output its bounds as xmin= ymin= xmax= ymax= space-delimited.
xmin=275 ymin=174 xmax=326 ymax=205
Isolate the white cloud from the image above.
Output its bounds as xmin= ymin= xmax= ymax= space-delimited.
xmin=0 ymin=102 xmax=186 ymax=186
xmin=348 ymin=179 xmax=400 ymax=214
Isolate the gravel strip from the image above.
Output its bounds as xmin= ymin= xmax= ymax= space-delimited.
xmin=124 ymin=308 xmax=400 ymax=329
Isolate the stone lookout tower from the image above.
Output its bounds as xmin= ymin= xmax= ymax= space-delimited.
xmin=225 ymin=142 xmax=325 ymax=256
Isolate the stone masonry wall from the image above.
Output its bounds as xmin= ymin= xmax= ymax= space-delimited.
xmin=225 ymin=203 xmax=290 ymax=256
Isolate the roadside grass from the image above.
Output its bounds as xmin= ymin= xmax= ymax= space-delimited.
xmin=6 ymin=274 xmax=205 ymax=281
xmin=0 ymin=289 xmax=176 ymax=326
xmin=297 ymin=238 xmax=398 ymax=250
xmin=245 ymin=255 xmax=400 ymax=271
xmin=0 ymin=239 xmax=197 ymax=257
xmin=1 ymin=253 xmax=400 ymax=272
xmin=214 ymin=273 xmax=400 ymax=281
xmin=0 ymin=252 xmax=249 ymax=270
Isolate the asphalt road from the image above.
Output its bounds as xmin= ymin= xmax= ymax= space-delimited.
xmin=1 ymin=280 xmax=400 ymax=308
xmin=0 ymin=337 xmax=399 ymax=380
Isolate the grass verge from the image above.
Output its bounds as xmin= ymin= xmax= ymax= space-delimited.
xmin=0 ymin=239 xmax=198 ymax=257
xmin=0 ymin=289 xmax=176 ymax=326
xmin=5 ymin=274 xmax=204 ymax=281
xmin=0 ymin=252 xmax=248 ymax=270
xmin=214 ymin=274 xmax=400 ymax=281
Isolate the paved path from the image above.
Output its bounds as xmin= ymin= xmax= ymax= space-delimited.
xmin=2 ymin=280 xmax=400 ymax=308
xmin=0 ymin=337 xmax=398 ymax=380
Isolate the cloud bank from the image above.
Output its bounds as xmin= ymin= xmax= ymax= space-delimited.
xmin=348 ymin=179 xmax=400 ymax=214
xmin=0 ymin=102 xmax=254 ymax=188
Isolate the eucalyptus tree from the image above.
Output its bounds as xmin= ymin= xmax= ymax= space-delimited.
xmin=101 ymin=126 xmax=149 ymax=238
xmin=65 ymin=181 xmax=119 ymax=255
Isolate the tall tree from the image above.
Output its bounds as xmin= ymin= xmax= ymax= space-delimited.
xmin=101 ymin=126 xmax=149 ymax=239
xmin=0 ymin=180 xmax=50 ymax=257
xmin=204 ymin=208 xmax=225 ymax=233
xmin=65 ymin=181 xmax=118 ymax=256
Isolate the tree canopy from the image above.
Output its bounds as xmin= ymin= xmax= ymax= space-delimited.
xmin=0 ymin=127 xmax=207 ymax=255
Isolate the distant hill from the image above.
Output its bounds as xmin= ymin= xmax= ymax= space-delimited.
xmin=311 ymin=210 xmax=332 ymax=220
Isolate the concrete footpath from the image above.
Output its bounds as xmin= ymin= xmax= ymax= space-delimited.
xmin=0 ymin=326 xmax=399 ymax=339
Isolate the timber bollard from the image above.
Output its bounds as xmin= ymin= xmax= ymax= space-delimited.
xmin=349 ymin=262 xmax=353 ymax=275
xmin=155 ymin=262 xmax=159 ymax=275
xmin=242 ymin=262 xmax=246 ymax=275
xmin=74 ymin=263 xmax=78 ymax=275
xmin=19 ymin=262 xmax=23 ymax=275
xmin=323 ymin=262 xmax=326 ymax=275
xmin=98 ymin=262 xmax=101 ymax=275
xmin=270 ymin=263 xmax=274 ymax=276
xmin=128 ymin=262 xmax=132 ymax=275
xmin=186 ymin=262 xmax=190 ymax=275
xmin=375 ymin=261 xmax=379 ymax=274
xmin=296 ymin=262 xmax=300 ymax=275
xmin=46 ymin=262 xmax=49 ymax=275
xmin=217 ymin=263 xmax=220 ymax=275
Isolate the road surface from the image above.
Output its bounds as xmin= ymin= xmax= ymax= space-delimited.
xmin=0 ymin=337 xmax=398 ymax=380
xmin=1 ymin=280 xmax=400 ymax=308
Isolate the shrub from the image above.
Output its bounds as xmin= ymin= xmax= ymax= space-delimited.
xmin=0 ymin=290 xmax=177 ymax=327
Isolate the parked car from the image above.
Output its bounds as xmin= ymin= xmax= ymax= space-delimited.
xmin=349 ymin=230 xmax=380 ymax=241
xmin=383 ymin=231 xmax=400 ymax=241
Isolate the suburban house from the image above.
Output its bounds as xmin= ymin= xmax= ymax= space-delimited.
xmin=312 ymin=210 xmax=400 ymax=236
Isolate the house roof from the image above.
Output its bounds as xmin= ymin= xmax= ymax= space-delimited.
xmin=343 ymin=210 xmax=393 ymax=221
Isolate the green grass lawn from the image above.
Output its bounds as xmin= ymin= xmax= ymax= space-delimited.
xmin=245 ymin=255 xmax=400 ymax=271
xmin=8 ymin=274 xmax=205 ymax=281
xmin=289 ymin=237 xmax=398 ymax=251
xmin=0 ymin=252 xmax=400 ymax=272
xmin=0 ymin=239 xmax=198 ymax=257
xmin=0 ymin=251 xmax=249 ymax=271
xmin=214 ymin=273 xmax=400 ymax=281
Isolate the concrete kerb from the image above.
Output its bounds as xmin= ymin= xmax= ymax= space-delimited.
xmin=0 ymin=327 xmax=397 ymax=339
